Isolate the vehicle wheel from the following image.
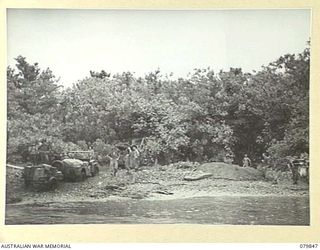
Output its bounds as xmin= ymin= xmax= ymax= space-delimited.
xmin=69 ymin=169 xmax=77 ymax=182
xmin=81 ymin=169 xmax=87 ymax=181
xmin=95 ymin=165 xmax=99 ymax=175
xmin=49 ymin=178 xmax=58 ymax=190
xmin=24 ymin=179 xmax=30 ymax=188
xmin=91 ymin=165 xmax=99 ymax=177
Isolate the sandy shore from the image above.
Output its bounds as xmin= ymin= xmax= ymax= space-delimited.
xmin=6 ymin=162 xmax=309 ymax=205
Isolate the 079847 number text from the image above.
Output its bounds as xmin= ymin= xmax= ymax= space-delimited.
xmin=300 ymin=244 xmax=318 ymax=248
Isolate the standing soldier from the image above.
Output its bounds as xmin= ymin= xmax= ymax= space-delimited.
xmin=288 ymin=157 xmax=308 ymax=185
xmin=262 ymin=152 xmax=271 ymax=166
xmin=130 ymin=145 xmax=140 ymax=171
xmin=124 ymin=147 xmax=132 ymax=174
xmin=29 ymin=143 xmax=38 ymax=165
xmin=242 ymin=154 xmax=251 ymax=168
xmin=38 ymin=139 xmax=50 ymax=164
xmin=107 ymin=148 xmax=120 ymax=177
xmin=224 ymin=147 xmax=234 ymax=164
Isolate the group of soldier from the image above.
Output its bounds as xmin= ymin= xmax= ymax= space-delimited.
xmin=241 ymin=152 xmax=309 ymax=185
xmin=31 ymin=138 xmax=309 ymax=184
xmin=107 ymin=145 xmax=140 ymax=177
xmin=28 ymin=139 xmax=55 ymax=165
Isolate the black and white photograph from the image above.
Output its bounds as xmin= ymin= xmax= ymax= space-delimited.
xmin=5 ymin=9 xmax=310 ymax=226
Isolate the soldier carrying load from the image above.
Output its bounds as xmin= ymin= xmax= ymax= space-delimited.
xmin=287 ymin=156 xmax=309 ymax=185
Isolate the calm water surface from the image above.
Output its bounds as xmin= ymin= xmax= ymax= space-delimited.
xmin=5 ymin=196 xmax=309 ymax=225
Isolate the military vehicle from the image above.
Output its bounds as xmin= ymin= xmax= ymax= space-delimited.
xmin=23 ymin=164 xmax=63 ymax=190
xmin=51 ymin=151 xmax=99 ymax=181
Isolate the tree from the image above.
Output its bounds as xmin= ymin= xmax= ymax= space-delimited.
xmin=7 ymin=56 xmax=62 ymax=160
xmin=7 ymin=44 xmax=309 ymax=167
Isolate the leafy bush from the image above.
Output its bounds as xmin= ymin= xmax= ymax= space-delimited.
xmin=51 ymin=139 xmax=81 ymax=153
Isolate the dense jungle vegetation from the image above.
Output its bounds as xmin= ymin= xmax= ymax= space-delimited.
xmin=7 ymin=44 xmax=309 ymax=167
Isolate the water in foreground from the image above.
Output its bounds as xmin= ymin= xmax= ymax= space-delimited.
xmin=5 ymin=196 xmax=309 ymax=225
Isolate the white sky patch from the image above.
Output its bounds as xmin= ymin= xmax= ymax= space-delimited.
xmin=7 ymin=9 xmax=310 ymax=87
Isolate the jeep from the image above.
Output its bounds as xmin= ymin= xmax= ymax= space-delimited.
xmin=51 ymin=151 xmax=99 ymax=181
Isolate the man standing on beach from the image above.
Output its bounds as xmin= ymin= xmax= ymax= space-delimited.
xmin=107 ymin=148 xmax=120 ymax=177
xmin=288 ymin=157 xmax=308 ymax=185
xmin=262 ymin=152 xmax=270 ymax=165
xmin=124 ymin=147 xmax=132 ymax=174
xmin=130 ymin=145 xmax=140 ymax=171
xmin=242 ymin=154 xmax=251 ymax=168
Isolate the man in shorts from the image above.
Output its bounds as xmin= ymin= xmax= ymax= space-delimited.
xmin=107 ymin=148 xmax=120 ymax=177
xmin=242 ymin=154 xmax=252 ymax=168
xmin=130 ymin=145 xmax=140 ymax=171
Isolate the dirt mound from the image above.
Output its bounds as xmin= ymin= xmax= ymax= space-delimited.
xmin=198 ymin=162 xmax=264 ymax=181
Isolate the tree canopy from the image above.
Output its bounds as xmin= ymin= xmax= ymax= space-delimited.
xmin=7 ymin=45 xmax=309 ymax=166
